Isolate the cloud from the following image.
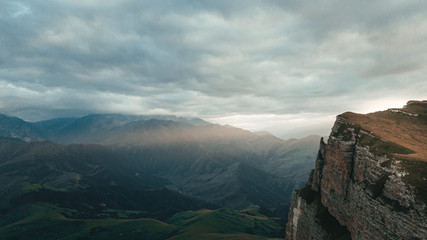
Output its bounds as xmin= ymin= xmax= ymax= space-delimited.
xmin=0 ymin=0 xmax=426 ymax=138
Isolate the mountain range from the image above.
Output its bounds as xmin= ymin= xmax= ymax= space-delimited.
xmin=0 ymin=112 xmax=320 ymax=239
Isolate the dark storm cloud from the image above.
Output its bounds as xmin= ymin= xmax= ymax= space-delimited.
xmin=1 ymin=0 xmax=426 ymax=137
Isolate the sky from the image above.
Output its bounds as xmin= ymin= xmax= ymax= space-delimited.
xmin=1 ymin=0 xmax=426 ymax=139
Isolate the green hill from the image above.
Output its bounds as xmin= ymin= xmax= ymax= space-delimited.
xmin=0 ymin=194 xmax=282 ymax=240
xmin=167 ymin=207 xmax=283 ymax=240
xmin=0 ymin=203 xmax=176 ymax=240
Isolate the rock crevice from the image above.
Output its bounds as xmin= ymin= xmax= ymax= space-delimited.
xmin=286 ymin=101 xmax=427 ymax=240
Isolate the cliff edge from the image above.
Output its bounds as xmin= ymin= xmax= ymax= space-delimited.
xmin=286 ymin=100 xmax=427 ymax=240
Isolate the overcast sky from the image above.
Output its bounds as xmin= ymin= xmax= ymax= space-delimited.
xmin=1 ymin=0 xmax=426 ymax=139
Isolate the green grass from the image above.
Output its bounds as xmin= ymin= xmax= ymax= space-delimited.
xmin=399 ymin=159 xmax=427 ymax=203
xmin=0 ymin=183 xmax=42 ymax=209
xmin=167 ymin=208 xmax=283 ymax=239
xmin=333 ymin=114 xmax=415 ymax=159
xmin=332 ymin=122 xmax=360 ymax=141
xmin=167 ymin=233 xmax=277 ymax=240
xmin=1 ymin=206 xmax=283 ymax=240
xmin=374 ymin=109 xmax=427 ymax=125
xmin=359 ymin=134 xmax=414 ymax=158
xmin=1 ymin=189 xmax=284 ymax=240
xmin=0 ymin=203 xmax=176 ymax=240
xmin=0 ymin=182 xmax=284 ymax=240
xmin=239 ymin=205 xmax=268 ymax=217
xmin=0 ymin=183 xmax=67 ymax=210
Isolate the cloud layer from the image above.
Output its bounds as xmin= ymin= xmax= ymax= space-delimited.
xmin=1 ymin=0 xmax=426 ymax=138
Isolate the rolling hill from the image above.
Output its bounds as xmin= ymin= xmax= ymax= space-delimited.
xmin=0 ymin=112 xmax=320 ymax=239
xmin=0 ymin=113 xmax=319 ymax=214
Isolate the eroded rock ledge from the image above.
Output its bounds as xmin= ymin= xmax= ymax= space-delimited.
xmin=286 ymin=101 xmax=427 ymax=240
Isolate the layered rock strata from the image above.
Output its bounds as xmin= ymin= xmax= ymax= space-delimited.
xmin=286 ymin=101 xmax=427 ymax=240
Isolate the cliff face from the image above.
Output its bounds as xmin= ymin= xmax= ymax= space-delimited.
xmin=286 ymin=100 xmax=427 ymax=240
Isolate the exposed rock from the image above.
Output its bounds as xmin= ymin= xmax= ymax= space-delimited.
xmin=286 ymin=101 xmax=427 ymax=240
xmin=286 ymin=192 xmax=329 ymax=240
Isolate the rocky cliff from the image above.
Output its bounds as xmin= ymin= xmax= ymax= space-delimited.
xmin=286 ymin=100 xmax=427 ymax=240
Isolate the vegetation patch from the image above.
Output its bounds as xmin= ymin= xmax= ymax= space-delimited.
xmin=399 ymin=159 xmax=427 ymax=203
xmin=0 ymin=207 xmax=176 ymax=240
xmin=0 ymin=182 xmax=65 ymax=210
xmin=167 ymin=208 xmax=283 ymax=239
xmin=375 ymin=108 xmax=427 ymax=125
xmin=167 ymin=233 xmax=272 ymax=240
xmin=1 ymin=204 xmax=285 ymax=240
xmin=332 ymin=123 xmax=360 ymax=141
xmin=359 ymin=133 xmax=414 ymax=158
xmin=239 ymin=205 xmax=274 ymax=218
xmin=1 ymin=181 xmax=284 ymax=240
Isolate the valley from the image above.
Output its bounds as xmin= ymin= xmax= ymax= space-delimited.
xmin=0 ymin=113 xmax=320 ymax=239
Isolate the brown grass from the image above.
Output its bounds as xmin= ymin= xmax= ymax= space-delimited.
xmin=340 ymin=101 xmax=427 ymax=162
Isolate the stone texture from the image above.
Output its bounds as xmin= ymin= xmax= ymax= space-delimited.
xmin=286 ymin=111 xmax=427 ymax=240
xmin=286 ymin=192 xmax=329 ymax=240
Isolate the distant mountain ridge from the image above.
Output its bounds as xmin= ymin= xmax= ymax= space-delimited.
xmin=0 ymin=112 xmax=322 ymax=239
xmin=0 ymin=138 xmax=168 ymax=191
xmin=0 ymin=114 xmax=43 ymax=142
xmin=0 ymin=113 xmax=320 ymax=219
xmin=0 ymin=112 xmax=318 ymax=180
xmin=0 ymin=113 xmax=210 ymax=142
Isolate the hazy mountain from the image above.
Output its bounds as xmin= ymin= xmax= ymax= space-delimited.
xmin=0 ymin=138 xmax=167 ymax=191
xmin=0 ymin=139 xmax=217 ymax=221
xmin=68 ymin=119 xmax=318 ymax=212
xmin=0 ymin=113 xmax=320 ymax=216
xmin=39 ymin=115 xmax=319 ymax=181
xmin=0 ymin=112 xmax=320 ymax=184
xmin=0 ymin=112 xmax=321 ymax=239
xmin=0 ymin=137 xmax=284 ymax=240
xmin=0 ymin=114 xmax=42 ymax=142
xmin=182 ymin=162 xmax=294 ymax=210
xmin=263 ymin=135 xmax=324 ymax=182
xmin=35 ymin=114 xmax=210 ymax=143
xmin=0 ymin=113 xmax=209 ymax=142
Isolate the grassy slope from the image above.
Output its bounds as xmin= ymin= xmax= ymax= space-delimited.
xmin=337 ymin=101 xmax=427 ymax=203
xmin=0 ymin=203 xmax=175 ymax=240
xmin=339 ymin=101 xmax=426 ymax=162
xmin=167 ymin=207 xmax=283 ymax=240
xmin=1 ymin=206 xmax=283 ymax=240
xmin=0 ymin=184 xmax=283 ymax=240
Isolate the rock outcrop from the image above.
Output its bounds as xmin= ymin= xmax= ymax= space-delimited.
xmin=286 ymin=100 xmax=427 ymax=240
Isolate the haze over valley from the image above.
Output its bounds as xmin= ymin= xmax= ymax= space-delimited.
xmin=1 ymin=0 xmax=426 ymax=139
xmin=1 ymin=0 xmax=426 ymax=239
xmin=0 ymin=112 xmax=321 ymax=239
